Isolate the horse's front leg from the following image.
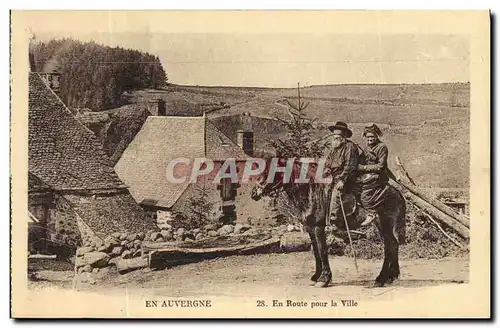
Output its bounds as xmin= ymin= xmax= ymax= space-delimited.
xmin=313 ymin=225 xmax=332 ymax=288
xmin=306 ymin=225 xmax=321 ymax=285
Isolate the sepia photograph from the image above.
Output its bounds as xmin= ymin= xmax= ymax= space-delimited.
xmin=10 ymin=10 xmax=490 ymax=318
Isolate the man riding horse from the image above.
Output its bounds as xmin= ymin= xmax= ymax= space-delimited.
xmin=324 ymin=121 xmax=359 ymax=227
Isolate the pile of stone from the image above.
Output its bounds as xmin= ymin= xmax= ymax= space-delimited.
xmin=74 ymin=221 xmax=320 ymax=279
xmin=75 ymin=231 xmax=147 ymax=274
xmin=144 ymin=223 xmax=257 ymax=243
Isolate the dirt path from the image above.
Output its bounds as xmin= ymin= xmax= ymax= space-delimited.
xmin=32 ymin=252 xmax=469 ymax=302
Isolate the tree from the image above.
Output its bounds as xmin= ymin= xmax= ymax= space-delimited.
xmin=268 ymin=83 xmax=326 ymax=159
xmin=173 ymin=183 xmax=216 ymax=230
xmin=29 ymin=38 xmax=168 ymax=109
xmin=267 ymin=82 xmax=329 ymax=217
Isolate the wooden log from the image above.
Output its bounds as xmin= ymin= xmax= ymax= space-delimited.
xmin=398 ymin=179 xmax=470 ymax=228
xmin=395 ymin=156 xmax=417 ymax=185
xmin=393 ymin=156 xmax=470 ymax=227
xmin=403 ymin=190 xmax=469 ymax=239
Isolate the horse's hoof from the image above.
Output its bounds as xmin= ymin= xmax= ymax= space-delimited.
xmin=314 ymin=281 xmax=330 ymax=288
xmin=373 ymin=280 xmax=385 ymax=288
xmin=386 ymin=277 xmax=398 ymax=285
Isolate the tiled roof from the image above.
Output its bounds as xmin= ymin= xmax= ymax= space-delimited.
xmin=205 ymin=119 xmax=250 ymax=161
xmin=115 ymin=116 xmax=250 ymax=208
xmin=64 ymin=192 xmax=157 ymax=237
xmin=28 ymin=73 xmax=127 ymax=191
xmin=28 ymin=172 xmax=52 ymax=193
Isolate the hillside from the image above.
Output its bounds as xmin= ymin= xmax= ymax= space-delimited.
xmin=78 ymin=82 xmax=469 ymax=188
xmin=131 ymin=83 xmax=470 ymax=188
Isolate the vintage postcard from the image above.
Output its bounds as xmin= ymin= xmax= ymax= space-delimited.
xmin=10 ymin=10 xmax=490 ymax=318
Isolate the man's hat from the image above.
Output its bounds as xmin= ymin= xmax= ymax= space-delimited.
xmin=328 ymin=121 xmax=353 ymax=138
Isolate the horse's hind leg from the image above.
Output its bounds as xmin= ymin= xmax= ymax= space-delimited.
xmin=306 ymin=226 xmax=322 ymax=284
xmin=313 ymin=225 xmax=332 ymax=288
xmin=375 ymin=217 xmax=393 ymax=287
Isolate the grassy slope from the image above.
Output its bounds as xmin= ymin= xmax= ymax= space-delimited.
xmin=130 ymin=83 xmax=469 ymax=188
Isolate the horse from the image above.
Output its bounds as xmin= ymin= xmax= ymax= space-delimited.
xmin=250 ymin=158 xmax=407 ymax=288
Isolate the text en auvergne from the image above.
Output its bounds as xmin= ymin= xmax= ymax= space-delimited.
xmin=145 ymin=300 xmax=212 ymax=308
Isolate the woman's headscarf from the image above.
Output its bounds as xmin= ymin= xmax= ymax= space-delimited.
xmin=363 ymin=123 xmax=383 ymax=138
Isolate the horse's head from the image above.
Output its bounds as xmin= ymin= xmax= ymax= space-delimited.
xmin=250 ymin=158 xmax=285 ymax=201
xmin=250 ymin=157 xmax=321 ymax=202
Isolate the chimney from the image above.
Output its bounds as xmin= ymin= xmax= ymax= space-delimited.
xmin=41 ymin=71 xmax=62 ymax=94
xmin=237 ymin=130 xmax=254 ymax=156
xmin=149 ymin=98 xmax=167 ymax=116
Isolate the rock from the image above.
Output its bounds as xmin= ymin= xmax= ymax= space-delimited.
xmin=145 ymin=230 xmax=154 ymax=240
xmin=218 ymin=225 xmax=234 ymax=236
xmin=233 ymin=224 xmax=243 ymax=234
xmin=97 ymin=244 xmax=108 ymax=252
xmin=192 ymin=228 xmax=201 ymax=235
xmin=76 ymin=246 xmax=93 ymax=257
xmin=133 ymin=240 xmax=142 ymax=248
xmin=207 ymin=230 xmax=218 ymax=237
xmin=120 ymin=240 xmax=128 ymax=246
xmin=218 ymin=229 xmax=230 ymax=236
xmin=161 ymin=223 xmax=173 ymax=230
xmin=75 ymin=256 xmax=86 ymax=268
xmin=137 ymin=232 xmax=145 ymax=241
xmin=240 ymin=224 xmax=252 ymax=233
xmin=92 ymin=268 xmax=99 ymax=273
xmin=195 ymin=233 xmax=204 ymax=240
xmin=121 ymin=250 xmax=133 ymax=259
xmin=280 ymin=232 xmax=311 ymax=252
xmin=183 ymin=232 xmax=196 ymax=241
xmin=184 ymin=237 xmax=194 ymax=243
xmin=150 ymin=232 xmax=160 ymax=241
xmin=133 ymin=249 xmax=142 ymax=257
xmin=111 ymin=232 xmax=122 ymax=239
xmin=84 ymin=251 xmax=110 ymax=268
xmin=156 ymin=237 xmax=165 ymax=243
xmin=79 ymin=265 xmax=92 ymax=273
xmin=161 ymin=230 xmax=173 ymax=241
xmin=99 ymin=267 xmax=111 ymax=275
xmin=120 ymin=233 xmax=128 ymax=241
xmin=114 ymin=257 xmax=148 ymax=274
xmin=104 ymin=235 xmax=120 ymax=247
xmin=127 ymin=233 xmax=138 ymax=242
xmin=126 ymin=241 xmax=135 ymax=250
xmin=204 ymin=224 xmax=217 ymax=231
xmin=111 ymin=246 xmax=123 ymax=257
xmin=287 ymin=224 xmax=299 ymax=232
xmin=242 ymin=228 xmax=254 ymax=235
xmin=279 ymin=225 xmax=287 ymax=231
xmin=176 ymin=228 xmax=185 ymax=237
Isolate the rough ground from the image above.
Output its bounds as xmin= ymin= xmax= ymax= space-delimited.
xmin=29 ymin=252 xmax=468 ymax=301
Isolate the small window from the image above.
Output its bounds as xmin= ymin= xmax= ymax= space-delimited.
xmin=29 ymin=204 xmax=48 ymax=225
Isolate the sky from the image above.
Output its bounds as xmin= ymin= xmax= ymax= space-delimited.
xmin=31 ymin=30 xmax=469 ymax=88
